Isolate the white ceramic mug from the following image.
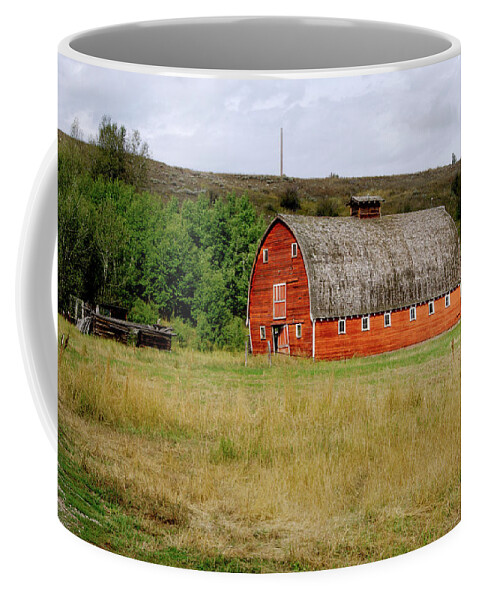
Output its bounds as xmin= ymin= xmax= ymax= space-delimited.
xmin=18 ymin=16 xmax=461 ymax=573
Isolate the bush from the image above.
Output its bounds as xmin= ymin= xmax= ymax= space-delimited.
xmin=316 ymin=197 xmax=339 ymax=217
xmin=280 ymin=185 xmax=301 ymax=211
xmin=451 ymin=172 xmax=461 ymax=221
xmin=170 ymin=317 xmax=198 ymax=349
xmin=451 ymin=172 xmax=461 ymax=198
xmin=222 ymin=316 xmax=249 ymax=352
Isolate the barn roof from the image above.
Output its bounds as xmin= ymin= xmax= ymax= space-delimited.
xmin=276 ymin=207 xmax=460 ymax=319
xmin=348 ymin=195 xmax=384 ymax=205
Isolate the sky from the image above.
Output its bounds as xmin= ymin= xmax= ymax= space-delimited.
xmin=58 ymin=55 xmax=460 ymax=178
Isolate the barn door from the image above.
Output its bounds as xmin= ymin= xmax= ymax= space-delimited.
xmin=277 ymin=325 xmax=289 ymax=354
xmin=272 ymin=325 xmax=290 ymax=355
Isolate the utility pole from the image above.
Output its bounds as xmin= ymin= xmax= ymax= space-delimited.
xmin=280 ymin=127 xmax=283 ymax=177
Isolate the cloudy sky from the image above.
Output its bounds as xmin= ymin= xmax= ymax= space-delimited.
xmin=59 ymin=55 xmax=460 ymax=178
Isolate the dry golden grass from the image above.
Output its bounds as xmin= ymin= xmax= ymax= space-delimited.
xmin=58 ymin=317 xmax=460 ymax=571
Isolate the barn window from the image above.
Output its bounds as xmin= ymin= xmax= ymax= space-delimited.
xmin=291 ymin=243 xmax=298 ymax=258
xmin=263 ymin=248 xmax=269 ymax=263
xmin=273 ymin=283 xmax=286 ymax=319
xmin=259 ymin=326 xmax=266 ymax=340
xmin=429 ymin=300 xmax=435 ymax=315
xmin=361 ymin=316 xmax=370 ymax=331
xmin=384 ymin=312 xmax=391 ymax=328
xmin=410 ymin=306 xmax=416 ymax=321
xmin=296 ymin=323 xmax=302 ymax=338
xmin=338 ymin=318 xmax=346 ymax=335
xmin=445 ymin=293 xmax=451 ymax=308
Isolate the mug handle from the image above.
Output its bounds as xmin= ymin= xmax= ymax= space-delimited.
xmin=16 ymin=143 xmax=57 ymax=450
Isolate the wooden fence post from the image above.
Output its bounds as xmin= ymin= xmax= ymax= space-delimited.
xmin=267 ymin=340 xmax=272 ymax=367
xmin=245 ymin=339 xmax=248 ymax=367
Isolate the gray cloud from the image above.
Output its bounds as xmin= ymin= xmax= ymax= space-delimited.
xmin=59 ymin=55 xmax=460 ymax=177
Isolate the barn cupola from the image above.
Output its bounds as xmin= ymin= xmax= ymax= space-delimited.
xmin=347 ymin=195 xmax=384 ymax=219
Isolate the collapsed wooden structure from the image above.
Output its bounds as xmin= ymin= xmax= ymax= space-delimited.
xmin=68 ymin=297 xmax=175 ymax=351
xmin=90 ymin=313 xmax=175 ymax=351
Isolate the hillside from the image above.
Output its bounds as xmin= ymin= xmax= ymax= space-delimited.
xmin=58 ymin=130 xmax=461 ymax=222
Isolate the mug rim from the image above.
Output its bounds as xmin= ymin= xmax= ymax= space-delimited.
xmin=58 ymin=15 xmax=461 ymax=79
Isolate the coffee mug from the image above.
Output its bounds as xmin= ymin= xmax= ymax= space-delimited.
xmin=18 ymin=16 xmax=461 ymax=573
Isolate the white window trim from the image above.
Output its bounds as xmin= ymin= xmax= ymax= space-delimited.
xmin=410 ymin=306 xmax=416 ymax=321
xmin=259 ymin=326 xmax=266 ymax=340
xmin=361 ymin=315 xmax=370 ymax=332
xmin=445 ymin=293 xmax=451 ymax=308
xmin=338 ymin=318 xmax=346 ymax=335
xmin=291 ymin=243 xmax=298 ymax=258
xmin=296 ymin=323 xmax=302 ymax=339
xmin=273 ymin=283 xmax=287 ymax=320
xmin=428 ymin=300 xmax=435 ymax=316
xmin=263 ymin=248 xmax=268 ymax=263
xmin=384 ymin=312 xmax=391 ymax=328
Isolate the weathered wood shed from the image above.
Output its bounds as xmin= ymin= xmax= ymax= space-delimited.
xmin=75 ymin=310 xmax=175 ymax=351
xmin=91 ymin=314 xmax=175 ymax=351
xmin=247 ymin=205 xmax=461 ymax=359
xmin=347 ymin=195 xmax=384 ymax=219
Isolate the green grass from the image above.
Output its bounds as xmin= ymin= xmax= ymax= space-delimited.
xmin=65 ymin=318 xmax=460 ymax=387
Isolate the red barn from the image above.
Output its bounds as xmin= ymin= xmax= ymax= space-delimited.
xmin=246 ymin=202 xmax=461 ymax=360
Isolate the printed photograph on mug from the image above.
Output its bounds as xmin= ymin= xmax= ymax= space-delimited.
xmin=55 ymin=19 xmax=460 ymax=572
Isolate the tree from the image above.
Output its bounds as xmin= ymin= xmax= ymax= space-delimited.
xmin=94 ymin=115 xmax=127 ymax=181
xmin=192 ymin=251 xmax=230 ymax=350
xmin=125 ymin=129 xmax=150 ymax=189
xmin=452 ymin=152 xmax=457 ymax=165
xmin=92 ymin=116 xmax=150 ymax=188
xmin=70 ymin=117 xmax=83 ymax=141
xmin=58 ymin=190 xmax=96 ymax=309
xmin=128 ymin=298 xmax=159 ymax=324
xmin=93 ymin=188 xmax=130 ymax=304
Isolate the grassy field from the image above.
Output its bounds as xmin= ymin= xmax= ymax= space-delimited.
xmin=58 ymin=316 xmax=460 ymax=572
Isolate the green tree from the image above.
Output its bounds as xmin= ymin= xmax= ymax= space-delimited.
xmin=128 ymin=298 xmax=159 ymax=324
xmin=193 ymin=251 xmax=231 ymax=350
xmin=93 ymin=190 xmax=130 ymax=304
xmin=70 ymin=117 xmax=83 ymax=141
xmin=58 ymin=190 xmax=96 ymax=309
xmin=93 ymin=115 xmax=127 ymax=181
xmin=90 ymin=116 xmax=150 ymax=187
xmin=126 ymin=129 xmax=150 ymax=189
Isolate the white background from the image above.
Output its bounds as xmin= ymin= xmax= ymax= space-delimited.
xmin=1 ymin=2 xmax=476 ymax=599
